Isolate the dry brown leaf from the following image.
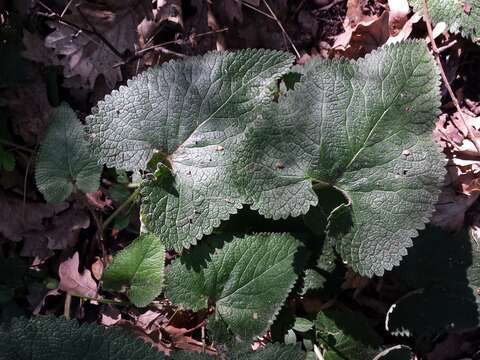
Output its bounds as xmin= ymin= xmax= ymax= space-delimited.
xmin=100 ymin=305 xmax=122 ymax=326
xmin=432 ymin=113 xmax=480 ymax=230
xmin=332 ymin=0 xmax=411 ymax=58
xmin=91 ymin=256 xmax=104 ymax=281
xmin=44 ymin=1 xmax=150 ymax=89
xmin=388 ymin=0 xmax=409 ymax=36
xmin=0 ymin=191 xmax=68 ymax=242
xmin=59 ymin=252 xmax=97 ymax=298
xmin=86 ymin=190 xmax=113 ymax=211
xmin=21 ymin=202 xmax=90 ymax=259
xmin=163 ymin=324 xmax=216 ymax=355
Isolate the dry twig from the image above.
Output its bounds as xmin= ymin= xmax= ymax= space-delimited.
xmin=422 ymin=0 xmax=480 ymax=152
xmin=262 ymin=0 xmax=301 ymax=59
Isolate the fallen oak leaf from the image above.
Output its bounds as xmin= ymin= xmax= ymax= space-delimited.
xmin=59 ymin=252 xmax=97 ymax=298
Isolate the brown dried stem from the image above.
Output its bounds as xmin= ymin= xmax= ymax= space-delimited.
xmin=422 ymin=0 xmax=480 ymax=152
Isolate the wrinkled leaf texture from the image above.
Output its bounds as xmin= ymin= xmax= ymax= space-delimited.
xmin=411 ymin=0 xmax=480 ymax=39
xmin=102 ymin=233 xmax=165 ymax=307
xmin=0 ymin=316 xmax=304 ymax=360
xmin=166 ymin=233 xmax=304 ymax=342
xmin=87 ymin=43 xmax=444 ymax=276
xmin=36 ymin=103 xmax=101 ymax=202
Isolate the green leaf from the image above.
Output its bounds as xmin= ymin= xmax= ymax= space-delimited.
xmin=372 ymin=345 xmax=413 ymax=360
xmin=166 ymin=233 xmax=304 ymax=341
xmin=411 ymin=0 xmax=480 ymax=39
xmin=35 ymin=103 xmax=101 ymax=203
xmin=315 ymin=308 xmax=382 ymax=360
xmin=0 ymin=316 xmax=168 ymax=360
xmin=387 ymin=227 xmax=480 ymax=338
xmin=87 ymin=49 xmax=294 ymax=251
xmin=235 ymin=41 xmax=444 ymax=276
xmin=102 ymin=234 xmax=165 ymax=307
xmin=293 ymin=317 xmax=314 ymax=332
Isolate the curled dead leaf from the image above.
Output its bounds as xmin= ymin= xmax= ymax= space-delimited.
xmin=59 ymin=252 xmax=97 ymax=298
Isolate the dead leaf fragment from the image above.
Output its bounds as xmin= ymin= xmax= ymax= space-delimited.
xmin=100 ymin=305 xmax=122 ymax=326
xmin=91 ymin=257 xmax=104 ymax=281
xmin=44 ymin=1 xmax=149 ymax=89
xmin=332 ymin=0 xmax=412 ymax=58
xmin=432 ymin=112 xmax=480 ymax=230
xmin=59 ymin=252 xmax=97 ymax=298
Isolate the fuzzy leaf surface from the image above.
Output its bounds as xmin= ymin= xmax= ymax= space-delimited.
xmin=102 ymin=234 xmax=165 ymax=307
xmin=0 ymin=316 xmax=168 ymax=360
xmin=87 ymin=49 xmax=294 ymax=251
xmin=411 ymin=0 xmax=480 ymax=39
xmin=235 ymin=41 xmax=443 ymax=276
xmin=166 ymin=233 xmax=304 ymax=341
xmin=35 ymin=103 xmax=101 ymax=202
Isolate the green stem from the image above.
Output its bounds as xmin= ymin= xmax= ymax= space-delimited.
xmin=71 ymin=293 xmax=129 ymax=306
xmin=102 ymin=187 xmax=141 ymax=231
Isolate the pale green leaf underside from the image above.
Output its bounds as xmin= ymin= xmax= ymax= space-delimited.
xmin=86 ymin=49 xmax=294 ymax=251
xmin=36 ymin=103 xmax=101 ymax=203
xmin=411 ymin=0 xmax=480 ymax=39
xmin=166 ymin=233 xmax=303 ymax=341
xmin=235 ymin=41 xmax=444 ymax=276
xmin=101 ymin=234 xmax=165 ymax=307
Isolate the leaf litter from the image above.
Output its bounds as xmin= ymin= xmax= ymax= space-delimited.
xmin=4 ymin=0 xmax=480 ymax=358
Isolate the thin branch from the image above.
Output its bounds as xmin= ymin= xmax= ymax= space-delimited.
xmin=75 ymin=4 xmax=125 ymax=60
xmin=37 ymin=11 xmax=106 ymax=49
xmin=60 ymin=0 xmax=73 ymax=18
xmin=0 ymin=139 xmax=35 ymax=154
xmin=102 ymin=187 xmax=141 ymax=231
xmin=70 ymin=293 xmax=129 ymax=305
xmin=262 ymin=0 xmax=300 ymax=58
xmin=115 ymin=28 xmax=229 ymax=67
xmin=422 ymin=0 xmax=480 ymax=152
xmin=235 ymin=0 xmax=275 ymax=20
xmin=438 ymin=39 xmax=458 ymax=53
xmin=318 ymin=0 xmax=343 ymax=11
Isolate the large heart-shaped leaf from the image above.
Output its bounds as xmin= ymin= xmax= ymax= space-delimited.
xmin=87 ymin=49 xmax=294 ymax=251
xmin=166 ymin=233 xmax=304 ymax=342
xmin=234 ymin=41 xmax=444 ymax=276
xmin=36 ymin=103 xmax=101 ymax=203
